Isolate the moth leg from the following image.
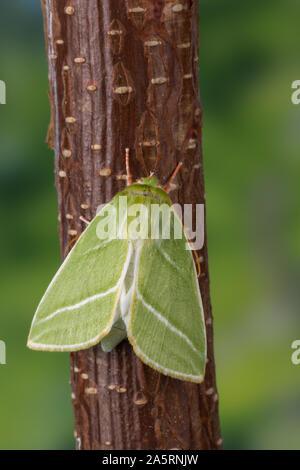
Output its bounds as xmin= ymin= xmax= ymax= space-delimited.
xmin=79 ymin=216 xmax=90 ymax=225
xmin=193 ymin=249 xmax=201 ymax=278
xmin=187 ymin=235 xmax=201 ymax=278
xmin=64 ymin=216 xmax=90 ymax=256
xmin=64 ymin=233 xmax=81 ymax=256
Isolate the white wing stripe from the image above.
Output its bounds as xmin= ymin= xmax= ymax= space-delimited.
xmin=36 ymin=285 xmax=119 ymax=325
xmin=155 ymin=245 xmax=182 ymax=272
xmin=82 ymin=238 xmax=114 ymax=255
xmin=136 ymin=289 xmax=201 ymax=357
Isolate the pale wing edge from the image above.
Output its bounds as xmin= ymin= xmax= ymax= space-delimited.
xmin=28 ymin=331 xmax=111 ymax=352
xmin=127 ymin=337 xmax=204 ymax=383
xmin=126 ymin=240 xmax=205 ymax=383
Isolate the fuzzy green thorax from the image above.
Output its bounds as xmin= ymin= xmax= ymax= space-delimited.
xmin=139 ymin=176 xmax=159 ymax=187
xmin=120 ymin=177 xmax=171 ymax=206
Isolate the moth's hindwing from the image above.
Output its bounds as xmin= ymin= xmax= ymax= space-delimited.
xmin=27 ymin=200 xmax=130 ymax=351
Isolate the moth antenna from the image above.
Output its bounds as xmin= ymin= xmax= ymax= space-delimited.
xmin=125 ymin=148 xmax=133 ymax=185
xmin=79 ymin=216 xmax=90 ymax=225
xmin=164 ymin=161 xmax=183 ymax=193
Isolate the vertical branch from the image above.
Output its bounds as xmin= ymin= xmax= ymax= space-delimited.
xmin=41 ymin=0 xmax=222 ymax=450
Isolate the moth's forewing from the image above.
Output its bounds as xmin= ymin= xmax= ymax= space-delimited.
xmin=125 ymin=187 xmax=207 ymax=383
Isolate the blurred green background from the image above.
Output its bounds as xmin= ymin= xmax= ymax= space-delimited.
xmin=0 ymin=0 xmax=299 ymax=449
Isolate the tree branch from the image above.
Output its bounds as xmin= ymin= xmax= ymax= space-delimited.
xmin=41 ymin=0 xmax=222 ymax=450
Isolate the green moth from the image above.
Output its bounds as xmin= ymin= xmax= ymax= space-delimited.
xmin=27 ymin=154 xmax=207 ymax=383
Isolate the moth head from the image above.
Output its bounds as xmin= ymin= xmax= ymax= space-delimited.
xmin=138 ymin=175 xmax=160 ymax=187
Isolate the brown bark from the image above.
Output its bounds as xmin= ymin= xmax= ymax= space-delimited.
xmin=41 ymin=0 xmax=222 ymax=450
